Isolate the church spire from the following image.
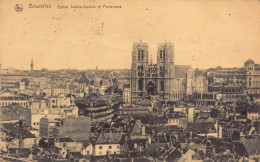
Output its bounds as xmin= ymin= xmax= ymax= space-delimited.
xmin=150 ymin=53 xmax=153 ymax=65
xmin=30 ymin=58 xmax=34 ymax=71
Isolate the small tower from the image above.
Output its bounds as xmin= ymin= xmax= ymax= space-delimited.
xmin=30 ymin=58 xmax=34 ymax=71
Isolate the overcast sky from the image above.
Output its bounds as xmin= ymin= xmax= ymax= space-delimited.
xmin=0 ymin=0 xmax=260 ymax=70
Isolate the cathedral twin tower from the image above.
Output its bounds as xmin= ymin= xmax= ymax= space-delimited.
xmin=131 ymin=41 xmax=175 ymax=102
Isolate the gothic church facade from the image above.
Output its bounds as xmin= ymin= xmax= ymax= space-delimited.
xmin=131 ymin=41 xmax=177 ymax=102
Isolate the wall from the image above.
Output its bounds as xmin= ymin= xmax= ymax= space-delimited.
xmin=59 ymin=117 xmax=91 ymax=141
xmin=95 ymin=144 xmax=120 ymax=156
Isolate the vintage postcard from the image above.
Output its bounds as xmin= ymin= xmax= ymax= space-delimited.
xmin=0 ymin=0 xmax=260 ymax=161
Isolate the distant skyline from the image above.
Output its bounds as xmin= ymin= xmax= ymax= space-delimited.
xmin=0 ymin=0 xmax=260 ymax=70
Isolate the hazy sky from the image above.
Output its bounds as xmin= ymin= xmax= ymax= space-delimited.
xmin=0 ymin=0 xmax=260 ymax=70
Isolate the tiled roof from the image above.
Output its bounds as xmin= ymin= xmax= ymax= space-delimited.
xmin=135 ymin=100 xmax=152 ymax=106
xmin=145 ymin=125 xmax=181 ymax=134
xmin=175 ymin=65 xmax=191 ymax=78
xmin=78 ymin=72 xmax=89 ymax=84
xmin=59 ymin=138 xmax=74 ymax=142
xmin=130 ymin=120 xmax=145 ymax=136
xmin=242 ymin=137 xmax=260 ymax=155
xmin=153 ymin=101 xmax=164 ymax=110
xmin=68 ymin=85 xmax=78 ymax=90
xmin=96 ymin=132 xmax=122 ymax=144
xmin=147 ymin=143 xmax=166 ymax=156
xmin=1 ymin=123 xmax=36 ymax=138
xmin=123 ymin=84 xmax=130 ymax=88
xmin=167 ymin=113 xmax=186 ymax=119
xmin=0 ymin=96 xmax=29 ymax=100
xmin=248 ymin=105 xmax=260 ymax=113
xmin=186 ymin=122 xmax=216 ymax=133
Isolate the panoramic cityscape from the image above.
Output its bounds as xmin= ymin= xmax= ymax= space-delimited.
xmin=0 ymin=40 xmax=260 ymax=161
xmin=1 ymin=0 xmax=260 ymax=161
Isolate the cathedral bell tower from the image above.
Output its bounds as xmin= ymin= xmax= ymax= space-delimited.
xmin=156 ymin=42 xmax=175 ymax=100
xmin=131 ymin=40 xmax=149 ymax=102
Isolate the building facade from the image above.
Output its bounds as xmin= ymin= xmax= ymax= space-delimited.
xmin=131 ymin=41 xmax=175 ymax=102
xmin=206 ymin=59 xmax=260 ymax=95
xmin=244 ymin=59 xmax=260 ymax=94
xmin=123 ymin=85 xmax=131 ymax=104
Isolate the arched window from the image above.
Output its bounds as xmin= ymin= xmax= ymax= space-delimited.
xmin=138 ymin=79 xmax=143 ymax=91
xmin=141 ymin=50 xmax=144 ymax=61
xmin=161 ymin=81 xmax=164 ymax=91
xmin=138 ymin=66 xmax=143 ymax=77
xmin=160 ymin=66 xmax=165 ymax=77
xmin=138 ymin=49 xmax=141 ymax=61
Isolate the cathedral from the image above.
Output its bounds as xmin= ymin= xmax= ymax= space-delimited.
xmin=131 ymin=41 xmax=177 ymax=102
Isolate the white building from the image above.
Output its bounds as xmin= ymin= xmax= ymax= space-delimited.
xmin=123 ymin=85 xmax=131 ymax=103
xmin=247 ymin=108 xmax=259 ymax=122
xmin=31 ymin=106 xmax=78 ymax=130
xmin=94 ymin=132 xmax=122 ymax=156
xmin=0 ymin=96 xmax=29 ymax=107
xmin=30 ymin=95 xmax=78 ymax=131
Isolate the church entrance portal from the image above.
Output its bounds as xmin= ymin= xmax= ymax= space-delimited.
xmin=147 ymin=81 xmax=155 ymax=95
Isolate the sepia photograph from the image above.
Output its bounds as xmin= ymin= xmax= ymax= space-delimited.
xmin=0 ymin=0 xmax=260 ymax=161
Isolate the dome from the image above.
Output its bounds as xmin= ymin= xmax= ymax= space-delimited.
xmin=245 ymin=59 xmax=254 ymax=66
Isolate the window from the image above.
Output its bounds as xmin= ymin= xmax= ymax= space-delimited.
xmin=99 ymin=146 xmax=102 ymax=149
xmin=138 ymin=49 xmax=141 ymax=61
xmin=160 ymin=66 xmax=165 ymax=77
xmin=138 ymin=65 xmax=143 ymax=77
xmin=161 ymin=81 xmax=164 ymax=91
xmin=109 ymin=146 xmax=112 ymax=149
xmin=63 ymin=143 xmax=66 ymax=147
xmin=141 ymin=50 xmax=144 ymax=61
xmin=138 ymin=79 xmax=143 ymax=91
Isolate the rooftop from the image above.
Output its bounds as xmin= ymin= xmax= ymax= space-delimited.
xmin=186 ymin=122 xmax=216 ymax=133
xmin=1 ymin=122 xmax=36 ymax=138
xmin=96 ymin=132 xmax=122 ymax=144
